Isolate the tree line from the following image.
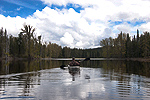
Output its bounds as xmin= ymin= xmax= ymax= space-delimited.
xmin=0 ymin=24 xmax=149 ymax=59
xmin=100 ymin=29 xmax=150 ymax=58
xmin=0 ymin=24 xmax=102 ymax=59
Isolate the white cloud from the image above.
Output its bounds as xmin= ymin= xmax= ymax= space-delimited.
xmin=27 ymin=6 xmax=104 ymax=48
xmin=0 ymin=15 xmax=26 ymax=36
xmin=16 ymin=7 xmax=23 ymax=11
xmin=60 ymin=32 xmax=74 ymax=47
xmin=1 ymin=0 xmax=150 ymax=48
xmin=139 ymin=22 xmax=150 ymax=32
xmin=113 ymin=22 xmax=132 ymax=33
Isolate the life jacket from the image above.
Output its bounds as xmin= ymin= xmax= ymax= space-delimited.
xmin=69 ymin=61 xmax=80 ymax=66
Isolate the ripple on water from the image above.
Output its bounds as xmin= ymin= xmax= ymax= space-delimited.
xmin=1 ymin=67 xmax=150 ymax=100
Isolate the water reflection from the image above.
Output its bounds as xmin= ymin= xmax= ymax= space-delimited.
xmin=0 ymin=60 xmax=150 ymax=99
xmin=68 ymin=66 xmax=80 ymax=81
xmin=0 ymin=60 xmax=69 ymax=75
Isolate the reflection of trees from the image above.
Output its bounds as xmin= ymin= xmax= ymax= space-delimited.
xmin=0 ymin=60 xmax=10 ymax=75
xmin=21 ymin=73 xmax=34 ymax=96
xmin=0 ymin=60 xmax=10 ymax=97
xmin=82 ymin=60 xmax=150 ymax=78
xmin=0 ymin=60 xmax=70 ymax=76
xmin=0 ymin=60 xmax=64 ymax=74
xmin=82 ymin=60 xmax=150 ymax=98
xmin=19 ymin=60 xmax=69 ymax=96
xmin=116 ymin=81 xmax=131 ymax=97
xmin=0 ymin=60 xmax=66 ymax=97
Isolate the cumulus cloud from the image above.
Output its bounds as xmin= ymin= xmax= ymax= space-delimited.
xmin=1 ymin=0 xmax=150 ymax=48
xmin=0 ymin=15 xmax=25 ymax=36
xmin=26 ymin=6 xmax=104 ymax=48
xmin=113 ymin=22 xmax=132 ymax=33
xmin=139 ymin=22 xmax=150 ymax=32
xmin=60 ymin=32 xmax=74 ymax=47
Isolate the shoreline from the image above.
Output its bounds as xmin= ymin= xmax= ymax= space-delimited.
xmin=0 ymin=57 xmax=150 ymax=62
xmin=126 ymin=58 xmax=150 ymax=62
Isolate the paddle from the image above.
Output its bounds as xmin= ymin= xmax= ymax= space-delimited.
xmin=60 ymin=65 xmax=66 ymax=70
xmin=60 ymin=57 xmax=90 ymax=70
xmin=79 ymin=57 xmax=90 ymax=63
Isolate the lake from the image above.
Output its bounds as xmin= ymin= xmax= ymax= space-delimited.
xmin=0 ymin=59 xmax=150 ymax=100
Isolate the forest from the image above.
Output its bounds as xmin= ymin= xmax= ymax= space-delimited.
xmin=0 ymin=24 xmax=150 ymax=59
xmin=0 ymin=24 xmax=102 ymax=59
xmin=100 ymin=29 xmax=150 ymax=58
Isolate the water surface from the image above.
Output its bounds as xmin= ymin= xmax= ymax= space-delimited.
xmin=0 ymin=60 xmax=150 ymax=100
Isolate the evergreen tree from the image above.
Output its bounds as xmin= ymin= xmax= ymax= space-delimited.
xmin=20 ymin=24 xmax=36 ymax=58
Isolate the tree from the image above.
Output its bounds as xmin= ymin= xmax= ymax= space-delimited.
xmin=62 ymin=46 xmax=71 ymax=58
xmin=20 ymin=24 xmax=36 ymax=58
xmin=136 ymin=29 xmax=140 ymax=57
xmin=0 ymin=28 xmax=9 ymax=58
xmin=0 ymin=28 xmax=4 ymax=57
xmin=38 ymin=35 xmax=42 ymax=57
xmin=100 ymin=38 xmax=109 ymax=57
xmin=18 ymin=33 xmax=26 ymax=57
xmin=140 ymin=32 xmax=150 ymax=57
xmin=125 ymin=33 xmax=131 ymax=57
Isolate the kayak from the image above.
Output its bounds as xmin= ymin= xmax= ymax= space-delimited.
xmin=68 ymin=65 xmax=80 ymax=77
xmin=68 ymin=65 xmax=80 ymax=70
xmin=68 ymin=65 xmax=80 ymax=71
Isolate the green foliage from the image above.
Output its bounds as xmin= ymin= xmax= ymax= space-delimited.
xmin=100 ymin=30 xmax=150 ymax=58
xmin=0 ymin=28 xmax=9 ymax=58
xmin=1 ymin=24 xmax=150 ymax=59
xmin=20 ymin=24 xmax=36 ymax=58
xmin=0 ymin=25 xmax=103 ymax=59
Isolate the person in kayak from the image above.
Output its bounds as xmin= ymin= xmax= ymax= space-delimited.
xmin=69 ymin=57 xmax=80 ymax=66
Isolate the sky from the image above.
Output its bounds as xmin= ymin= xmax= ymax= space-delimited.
xmin=0 ymin=0 xmax=150 ymax=48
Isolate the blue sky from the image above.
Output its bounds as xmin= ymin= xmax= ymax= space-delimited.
xmin=0 ymin=0 xmax=44 ymax=17
xmin=0 ymin=0 xmax=84 ymax=17
xmin=0 ymin=0 xmax=150 ymax=48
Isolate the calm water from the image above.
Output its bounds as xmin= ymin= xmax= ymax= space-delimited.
xmin=0 ymin=60 xmax=150 ymax=100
